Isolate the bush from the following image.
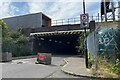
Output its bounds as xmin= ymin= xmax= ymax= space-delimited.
xmin=9 ymin=31 xmax=32 ymax=57
xmin=111 ymin=59 xmax=120 ymax=75
xmin=1 ymin=19 xmax=33 ymax=57
xmin=91 ymin=56 xmax=120 ymax=78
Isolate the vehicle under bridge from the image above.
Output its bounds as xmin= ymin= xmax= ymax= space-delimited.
xmin=30 ymin=30 xmax=84 ymax=55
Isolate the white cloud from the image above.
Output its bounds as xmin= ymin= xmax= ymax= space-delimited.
xmin=28 ymin=2 xmax=44 ymax=13
xmin=0 ymin=2 xmax=13 ymax=19
xmin=1 ymin=0 xmax=119 ymax=22
xmin=48 ymin=2 xmax=83 ymax=19
xmin=1 ymin=0 xmax=102 ymax=2
xmin=28 ymin=2 xmax=100 ymax=20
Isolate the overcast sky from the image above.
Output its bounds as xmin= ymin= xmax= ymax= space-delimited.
xmin=0 ymin=0 xmax=119 ymax=21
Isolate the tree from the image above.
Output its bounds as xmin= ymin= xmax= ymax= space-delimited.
xmin=0 ymin=19 xmax=30 ymax=56
xmin=0 ymin=19 xmax=12 ymax=52
xmin=0 ymin=19 xmax=9 ymax=38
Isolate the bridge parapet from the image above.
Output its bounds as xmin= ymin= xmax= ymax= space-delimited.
xmin=22 ymin=21 xmax=119 ymax=37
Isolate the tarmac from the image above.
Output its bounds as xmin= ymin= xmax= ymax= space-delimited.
xmin=61 ymin=56 xmax=92 ymax=77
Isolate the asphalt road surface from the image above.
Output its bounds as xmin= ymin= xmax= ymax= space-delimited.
xmin=2 ymin=55 xmax=82 ymax=78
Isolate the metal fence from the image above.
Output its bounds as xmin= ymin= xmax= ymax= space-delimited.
xmin=52 ymin=14 xmax=119 ymax=26
xmin=2 ymin=42 xmax=33 ymax=57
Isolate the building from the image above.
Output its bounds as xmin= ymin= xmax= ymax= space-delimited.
xmin=118 ymin=1 xmax=120 ymax=21
xmin=2 ymin=12 xmax=51 ymax=31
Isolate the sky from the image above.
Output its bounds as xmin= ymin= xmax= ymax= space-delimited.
xmin=0 ymin=0 xmax=119 ymax=21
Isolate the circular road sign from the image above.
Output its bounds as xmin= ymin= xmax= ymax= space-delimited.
xmin=80 ymin=13 xmax=89 ymax=22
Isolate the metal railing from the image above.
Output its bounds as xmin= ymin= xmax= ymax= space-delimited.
xmin=52 ymin=14 xmax=119 ymax=26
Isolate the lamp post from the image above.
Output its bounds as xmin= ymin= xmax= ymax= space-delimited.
xmin=83 ymin=0 xmax=88 ymax=68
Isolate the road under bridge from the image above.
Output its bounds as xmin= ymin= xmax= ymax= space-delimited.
xmin=31 ymin=30 xmax=84 ymax=55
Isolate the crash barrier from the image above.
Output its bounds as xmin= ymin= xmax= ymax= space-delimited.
xmin=36 ymin=53 xmax=52 ymax=65
xmin=0 ymin=52 xmax=12 ymax=62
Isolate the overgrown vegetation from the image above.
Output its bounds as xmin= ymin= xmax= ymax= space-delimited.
xmin=91 ymin=56 xmax=120 ymax=78
xmin=76 ymin=32 xmax=85 ymax=55
xmin=1 ymin=19 xmax=32 ymax=57
xmin=76 ymin=31 xmax=90 ymax=55
xmin=84 ymin=25 xmax=120 ymax=78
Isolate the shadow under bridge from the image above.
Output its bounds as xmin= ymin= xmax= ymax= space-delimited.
xmin=30 ymin=30 xmax=83 ymax=55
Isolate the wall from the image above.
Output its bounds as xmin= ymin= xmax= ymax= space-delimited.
xmin=87 ymin=28 xmax=120 ymax=62
xmin=87 ymin=32 xmax=97 ymax=59
xmin=2 ymin=13 xmax=45 ymax=31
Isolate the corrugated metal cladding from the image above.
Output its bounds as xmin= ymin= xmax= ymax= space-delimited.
xmin=2 ymin=12 xmax=51 ymax=31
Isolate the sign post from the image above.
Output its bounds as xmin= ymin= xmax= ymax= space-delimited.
xmin=82 ymin=0 xmax=89 ymax=68
xmin=80 ymin=13 xmax=89 ymax=68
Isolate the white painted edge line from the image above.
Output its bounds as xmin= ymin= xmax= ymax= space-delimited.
xmin=61 ymin=58 xmax=77 ymax=76
xmin=62 ymin=58 xmax=69 ymax=68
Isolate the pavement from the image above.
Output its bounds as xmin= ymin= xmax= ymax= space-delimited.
xmin=61 ymin=56 xmax=92 ymax=77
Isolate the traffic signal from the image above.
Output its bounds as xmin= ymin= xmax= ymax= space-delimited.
xmin=101 ymin=1 xmax=112 ymax=15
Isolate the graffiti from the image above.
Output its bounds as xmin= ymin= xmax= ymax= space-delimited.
xmin=98 ymin=30 xmax=119 ymax=51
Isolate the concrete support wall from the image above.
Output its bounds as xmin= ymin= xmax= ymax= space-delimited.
xmin=87 ymin=32 xmax=97 ymax=59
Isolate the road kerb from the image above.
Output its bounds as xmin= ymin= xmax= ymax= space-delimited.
xmin=61 ymin=58 xmax=92 ymax=78
xmin=61 ymin=58 xmax=114 ymax=79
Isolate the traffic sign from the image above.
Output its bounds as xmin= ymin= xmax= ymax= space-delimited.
xmin=80 ymin=13 xmax=89 ymax=28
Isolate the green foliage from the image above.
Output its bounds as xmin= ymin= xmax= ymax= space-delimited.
xmin=88 ymin=52 xmax=95 ymax=68
xmin=111 ymin=59 xmax=120 ymax=75
xmin=0 ymin=19 xmax=9 ymax=38
xmin=8 ymin=30 xmax=30 ymax=57
xmin=10 ymin=30 xmax=29 ymax=45
xmin=16 ymin=35 xmax=29 ymax=44
xmin=76 ymin=31 xmax=90 ymax=55
xmin=92 ymin=56 xmax=120 ymax=78
xmin=1 ymin=19 xmax=32 ymax=57
xmin=10 ymin=31 xmax=21 ymax=40
xmin=0 ymin=19 xmax=8 ymax=30
xmin=76 ymin=32 xmax=85 ymax=54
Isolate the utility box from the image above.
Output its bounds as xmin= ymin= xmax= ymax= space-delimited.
xmin=0 ymin=52 xmax=12 ymax=62
xmin=37 ymin=53 xmax=52 ymax=65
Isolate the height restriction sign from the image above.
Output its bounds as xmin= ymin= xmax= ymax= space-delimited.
xmin=80 ymin=13 xmax=89 ymax=28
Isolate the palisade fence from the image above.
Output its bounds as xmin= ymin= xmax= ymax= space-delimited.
xmin=2 ymin=41 xmax=33 ymax=57
xmin=52 ymin=14 xmax=119 ymax=26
